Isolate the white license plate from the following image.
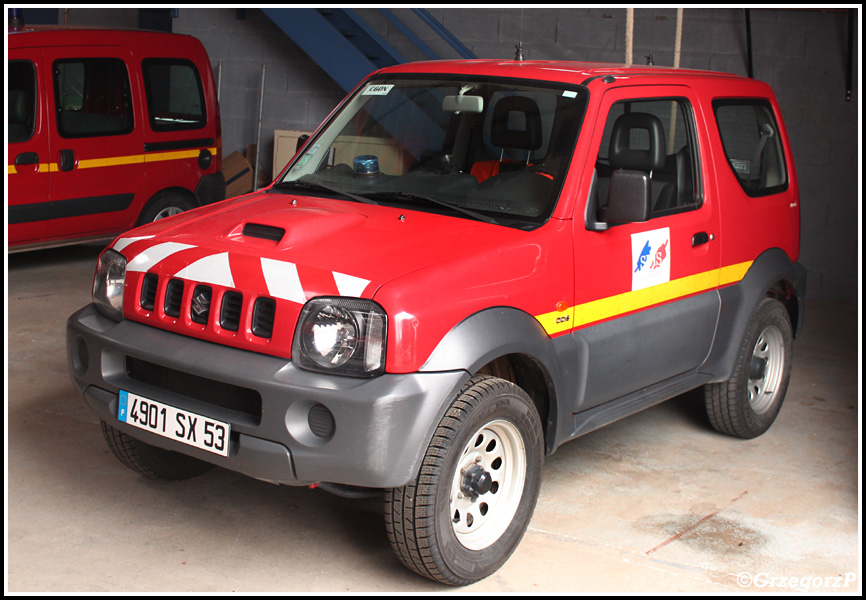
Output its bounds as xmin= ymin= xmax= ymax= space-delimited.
xmin=118 ymin=390 xmax=230 ymax=457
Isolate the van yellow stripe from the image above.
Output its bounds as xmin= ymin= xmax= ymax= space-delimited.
xmin=8 ymin=148 xmax=217 ymax=175
xmin=535 ymin=260 xmax=753 ymax=335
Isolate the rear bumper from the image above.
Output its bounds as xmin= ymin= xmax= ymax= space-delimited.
xmin=67 ymin=304 xmax=466 ymax=488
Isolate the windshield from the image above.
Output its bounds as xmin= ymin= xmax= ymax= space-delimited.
xmin=277 ymin=75 xmax=587 ymax=229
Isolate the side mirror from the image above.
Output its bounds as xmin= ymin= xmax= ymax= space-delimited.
xmin=604 ymin=169 xmax=651 ymax=223
xmin=296 ymin=134 xmax=310 ymax=153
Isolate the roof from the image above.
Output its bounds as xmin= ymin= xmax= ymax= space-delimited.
xmin=375 ymin=59 xmax=751 ymax=88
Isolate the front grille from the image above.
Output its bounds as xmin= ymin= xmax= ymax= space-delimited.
xmin=252 ymin=297 xmax=277 ymax=338
xmin=126 ymin=356 xmax=262 ymax=423
xmin=136 ymin=272 xmax=278 ymax=342
xmin=164 ymin=279 xmax=184 ymax=318
xmin=140 ymin=273 xmax=158 ymax=311
xmin=220 ymin=291 xmax=244 ymax=332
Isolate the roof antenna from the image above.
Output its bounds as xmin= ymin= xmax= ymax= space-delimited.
xmin=515 ymin=8 xmax=525 ymax=61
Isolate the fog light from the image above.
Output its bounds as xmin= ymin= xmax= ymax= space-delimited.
xmin=308 ymin=404 xmax=335 ymax=438
xmin=73 ymin=337 xmax=89 ymax=375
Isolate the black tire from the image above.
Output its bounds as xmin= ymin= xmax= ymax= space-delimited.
xmin=101 ymin=420 xmax=214 ymax=480
xmin=385 ymin=375 xmax=543 ymax=585
xmin=704 ymin=297 xmax=793 ymax=438
xmin=136 ymin=191 xmax=196 ymax=225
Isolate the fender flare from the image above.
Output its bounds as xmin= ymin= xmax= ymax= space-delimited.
xmin=701 ymin=248 xmax=806 ymax=383
xmin=420 ymin=307 xmax=576 ymax=453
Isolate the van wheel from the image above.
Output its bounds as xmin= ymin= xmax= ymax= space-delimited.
xmin=384 ymin=376 xmax=543 ymax=585
xmin=704 ymin=298 xmax=793 ymax=438
xmin=137 ymin=192 xmax=196 ymax=225
xmin=101 ymin=420 xmax=213 ymax=480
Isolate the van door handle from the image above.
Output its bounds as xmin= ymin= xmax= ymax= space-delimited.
xmin=15 ymin=152 xmax=39 ymax=165
xmin=59 ymin=149 xmax=75 ymax=172
xmin=692 ymin=231 xmax=711 ymax=246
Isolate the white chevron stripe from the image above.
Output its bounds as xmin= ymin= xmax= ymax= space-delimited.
xmin=175 ymin=252 xmax=235 ymax=288
xmin=333 ymin=271 xmax=371 ymax=298
xmin=261 ymin=258 xmax=306 ymax=304
xmin=113 ymin=235 xmax=154 ymax=253
xmin=126 ymin=242 xmax=195 ymax=272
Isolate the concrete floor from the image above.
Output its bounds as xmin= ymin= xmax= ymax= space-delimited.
xmin=6 ymin=244 xmax=862 ymax=594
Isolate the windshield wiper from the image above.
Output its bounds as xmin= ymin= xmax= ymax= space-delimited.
xmin=270 ymin=180 xmax=379 ymax=205
xmin=365 ymin=191 xmax=500 ymax=225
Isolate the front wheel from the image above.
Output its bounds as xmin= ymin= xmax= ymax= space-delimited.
xmin=385 ymin=376 xmax=543 ymax=585
xmin=101 ymin=420 xmax=214 ymax=480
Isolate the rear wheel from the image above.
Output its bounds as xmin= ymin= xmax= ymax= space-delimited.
xmin=137 ymin=191 xmax=196 ymax=225
xmin=101 ymin=420 xmax=213 ymax=480
xmin=704 ymin=298 xmax=793 ymax=438
xmin=385 ymin=376 xmax=543 ymax=585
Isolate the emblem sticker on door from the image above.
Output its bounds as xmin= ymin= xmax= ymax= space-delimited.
xmin=631 ymin=227 xmax=670 ymax=291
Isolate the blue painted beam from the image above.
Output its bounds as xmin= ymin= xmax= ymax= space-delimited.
xmin=261 ymin=8 xmax=379 ymax=93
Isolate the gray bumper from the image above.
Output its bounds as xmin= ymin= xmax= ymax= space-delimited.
xmin=66 ymin=304 xmax=467 ymax=488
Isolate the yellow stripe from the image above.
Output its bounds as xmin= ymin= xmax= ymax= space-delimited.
xmin=536 ymin=260 xmax=753 ymax=335
xmin=8 ymin=148 xmax=216 ymax=174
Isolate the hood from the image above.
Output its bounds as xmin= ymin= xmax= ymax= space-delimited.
xmin=112 ymin=191 xmax=525 ymax=359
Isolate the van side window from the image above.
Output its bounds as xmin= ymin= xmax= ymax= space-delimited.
xmin=142 ymin=58 xmax=207 ymax=132
xmin=9 ymin=60 xmax=37 ymax=143
xmin=713 ymin=99 xmax=787 ymax=196
xmin=596 ymin=98 xmax=700 ymax=218
xmin=54 ymin=58 xmax=133 ymax=138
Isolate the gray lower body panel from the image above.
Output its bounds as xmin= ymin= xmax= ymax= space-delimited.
xmin=67 ymin=304 xmax=467 ymax=488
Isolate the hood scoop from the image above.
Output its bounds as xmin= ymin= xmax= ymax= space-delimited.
xmin=242 ymin=222 xmax=285 ymax=242
xmin=223 ymin=209 xmax=367 ymax=250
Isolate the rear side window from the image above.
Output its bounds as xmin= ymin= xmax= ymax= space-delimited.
xmin=54 ymin=58 xmax=134 ymax=138
xmin=713 ymin=99 xmax=787 ymax=196
xmin=9 ymin=60 xmax=37 ymax=143
xmin=142 ymin=58 xmax=206 ymax=132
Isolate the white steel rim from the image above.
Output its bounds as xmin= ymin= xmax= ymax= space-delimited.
xmin=449 ymin=419 xmax=527 ymax=551
xmin=749 ymin=325 xmax=785 ymax=414
xmin=154 ymin=206 xmax=184 ymax=221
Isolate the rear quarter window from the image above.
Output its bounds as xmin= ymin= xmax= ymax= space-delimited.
xmin=713 ymin=99 xmax=787 ymax=196
xmin=142 ymin=58 xmax=207 ymax=132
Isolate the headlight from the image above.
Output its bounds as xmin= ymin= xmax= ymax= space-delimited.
xmin=293 ymin=297 xmax=387 ymax=377
xmin=92 ymin=249 xmax=126 ymax=321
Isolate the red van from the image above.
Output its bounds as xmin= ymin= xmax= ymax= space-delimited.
xmin=8 ymin=27 xmax=224 ymax=252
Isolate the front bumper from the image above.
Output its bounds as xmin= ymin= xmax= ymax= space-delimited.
xmin=66 ymin=304 xmax=467 ymax=488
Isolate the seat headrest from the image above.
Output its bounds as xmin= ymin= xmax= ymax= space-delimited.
xmin=490 ymin=96 xmax=542 ymax=151
xmin=9 ymin=90 xmax=29 ymax=124
xmin=609 ymin=112 xmax=666 ymax=172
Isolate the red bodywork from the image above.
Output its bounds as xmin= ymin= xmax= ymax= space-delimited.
xmin=108 ymin=61 xmax=800 ymax=374
xmin=8 ymin=27 xmax=222 ymax=251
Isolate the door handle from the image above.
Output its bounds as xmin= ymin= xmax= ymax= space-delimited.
xmin=15 ymin=152 xmax=39 ymax=165
xmin=692 ymin=231 xmax=712 ymax=247
xmin=59 ymin=149 xmax=75 ymax=172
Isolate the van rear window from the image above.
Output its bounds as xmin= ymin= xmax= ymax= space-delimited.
xmin=143 ymin=58 xmax=207 ymax=132
xmin=54 ymin=58 xmax=134 ymax=138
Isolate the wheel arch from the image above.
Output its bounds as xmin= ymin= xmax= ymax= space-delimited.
xmin=702 ymin=248 xmax=806 ymax=383
xmin=420 ymin=307 xmax=571 ymax=454
xmin=137 ymin=186 xmax=200 ymax=225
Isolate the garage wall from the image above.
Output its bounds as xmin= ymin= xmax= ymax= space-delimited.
xmin=37 ymin=8 xmax=860 ymax=302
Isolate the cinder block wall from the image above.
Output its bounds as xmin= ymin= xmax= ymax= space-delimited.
xmin=57 ymin=8 xmax=859 ymax=302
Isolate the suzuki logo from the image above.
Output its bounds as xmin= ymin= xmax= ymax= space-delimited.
xmin=191 ymin=291 xmax=210 ymax=316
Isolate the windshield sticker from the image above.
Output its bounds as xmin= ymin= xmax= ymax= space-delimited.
xmin=631 ymin=227 xmax=671 ymax=291
xmin=362 ymin=84 xmax=394 ymax=96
